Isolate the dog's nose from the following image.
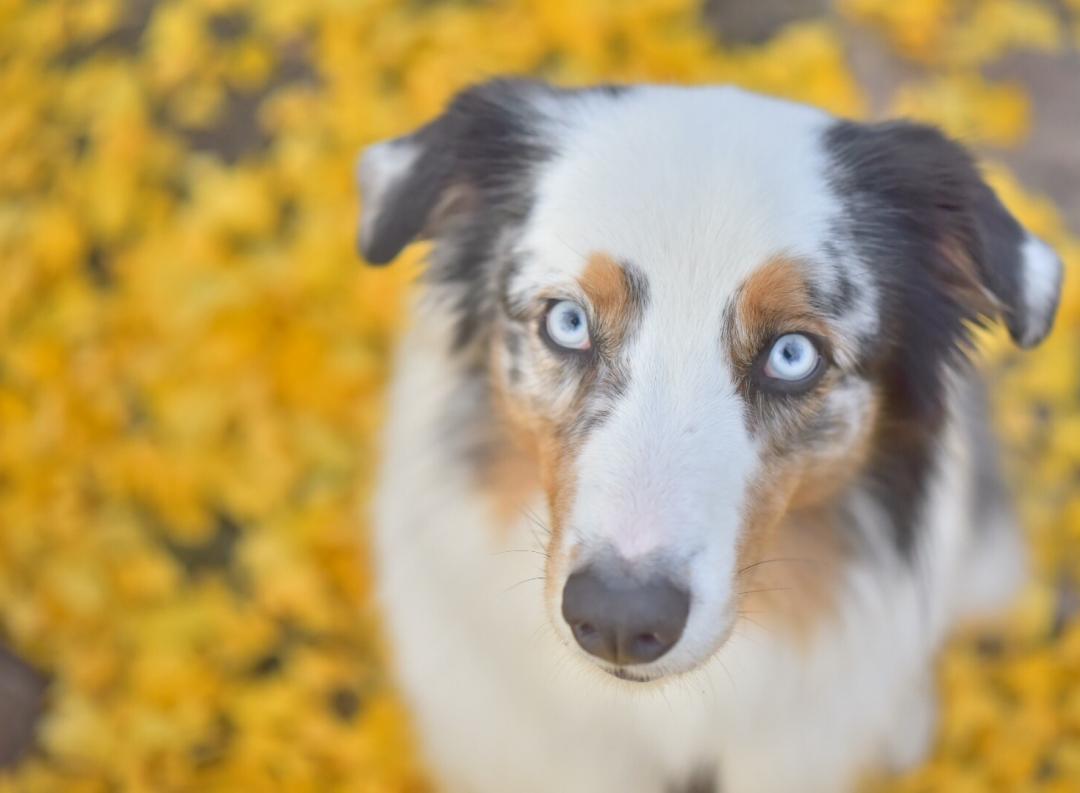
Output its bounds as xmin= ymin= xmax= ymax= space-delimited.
xmin=561 ymin=564 xmax=690 ymax=666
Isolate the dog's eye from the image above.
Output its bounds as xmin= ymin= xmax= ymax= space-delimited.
xmin=544 ymin=300 xmax=591 ymax=351
xmin=758 ymin=333 xmax=823 ymax=391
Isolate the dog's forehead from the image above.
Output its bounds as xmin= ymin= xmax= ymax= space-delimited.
xmin=518 ymin=85 xmax=845 ymax=310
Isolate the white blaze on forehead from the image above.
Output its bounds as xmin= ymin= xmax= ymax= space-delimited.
xmin=519 ymin=85 xmax=843 ymax=303
xmin=568 ymin=322 xmax=756 ymax=562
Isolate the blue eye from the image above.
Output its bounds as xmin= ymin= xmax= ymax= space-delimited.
xmin=545 ymin=301 xmax=591 ymax=350
xmin=762 ymin=334 xmax=821 ymax=384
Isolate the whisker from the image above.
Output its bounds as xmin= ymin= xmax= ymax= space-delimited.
xmin=492 ymin=548 xmax=550 ymax=558
xmin=736 ymin=613 xmax=773 ymax=635
xmin=527 ymin=530 xmax=550 ymax=559
xmin=737 ymin=586 xmax=793 ymax=596
xmin=730 ymin=625 xmax=766 ymax=648
xmin=521 ymin=506 xmax=552 ymax=537
xmin=552 ymin=232 xmax=589 ymax=262
xmin=736 ymin=557 xmax=816 ymax=576
xmin=519 ymin=508 xmax=553 ymax=557
xmin=718 ymin=659 xmax=736 ymax=691
xmin=704 ymin=662 xmax=720 ymax=700
xmin=502 ymin=576 xmax=545 ymax=594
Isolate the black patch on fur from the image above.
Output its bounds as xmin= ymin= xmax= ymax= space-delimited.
xmin=436 ymin=83 xmax=551 ymax=349
xmin=624 ymin=259 xmax=652 ymax=319
xmin=361 ymin=80 xmax=544 ymax=266
xmin=504 ymin=327 xmax=525 ymax=385
xmin=0 ymin=643 xmax=47 ymax=768
xmin=504 ymin=327 xmax=523 ymax=357
xmin=594 ymin=83 xmax=631 ymax=98
xmin=813 ymin=242 xmax=860 ymax=318
xmin=963 ymin=375 xmax=1015 ymax=535
xmin=360 ymin=79 xmax=552 ymax=348
xmin=361 ymin=79 xmax=631 ymax=351
xmin=498 ymin=254 xmax=528 ymax=320
xmin=823 ymin=119 xmax=1029 ymax=557
xmin=442 ymin=358 xmax=501 ymax=469
xmin=821 ymin=239 xmax=842 ymax=263
xmin=827 ymin=268 xmax=857 ymax=317
xmin=667 ymin=767 xmax=717 ymax=793
xmin=572 ymin=405 xmax=614 ymax=442
xmin=790 ymin=396 xmax=853 ymax=452
xmin=364 ymin=81 xmax=635 ymax=485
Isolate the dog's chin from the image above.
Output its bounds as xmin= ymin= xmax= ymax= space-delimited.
xmin=587 ymin=653 xmax=705 ymax=684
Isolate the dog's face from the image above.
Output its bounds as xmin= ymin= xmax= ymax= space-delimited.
xmin=358 ymin=81 xmax=1062 ymax=682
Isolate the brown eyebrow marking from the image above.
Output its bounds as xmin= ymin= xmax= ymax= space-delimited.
xmin=578 ymin=252 xmax=650 ymax=351
xmin=726 ymin=255 xmax=832 ymax=368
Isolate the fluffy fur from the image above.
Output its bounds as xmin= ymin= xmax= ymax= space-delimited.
xmin=358 ymin=80 xmax=1063 ymax=793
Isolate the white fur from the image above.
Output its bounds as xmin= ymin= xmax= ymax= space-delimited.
xmin=1018 ymin=234 xmax=1063 ymax=347
xmin=371 ymin=87 xmax=1023 ymax=792
xmin=357 ymin=140 xmax=420 ymax=257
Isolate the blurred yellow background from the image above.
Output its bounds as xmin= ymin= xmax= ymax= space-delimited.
xmin=1 ymin=0 xmax=1079 ymax=790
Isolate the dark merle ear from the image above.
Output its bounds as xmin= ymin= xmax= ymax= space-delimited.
xmin=967 ymin=177 xmax=1063 ymax=347
xmin=827 ymin=120 xmax=1063 ymax=348
xmin=356 ymin=79 xmax=548 ymax=265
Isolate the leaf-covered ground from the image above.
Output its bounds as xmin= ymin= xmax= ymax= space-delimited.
xmin=0 ymin=1 xmax=1078 ymax=791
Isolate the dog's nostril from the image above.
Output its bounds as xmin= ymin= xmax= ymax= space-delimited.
xmin=561 ymin=564 xmax=690 ymax=667
xmin=634 ymin=632 xmax=661 ymax=650
xmin=570 ymin=620 xmax=606 ymax=658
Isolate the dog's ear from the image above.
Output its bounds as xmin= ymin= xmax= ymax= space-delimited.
xmin=828 ymin=120 xmax=1063 ymax=348
xmin=966 ymin=177 xmax=1062 ymax=347
xmin=357 ymin=79 xmax=548 ymax=266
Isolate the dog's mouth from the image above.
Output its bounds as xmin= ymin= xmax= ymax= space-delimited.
xmin=570 ymin=615 xmax=739 ymax=685
xmin=609 ymin=666 xmax=658 ymax=683
xmin=590 ymin=655 xmax=678 ymax=684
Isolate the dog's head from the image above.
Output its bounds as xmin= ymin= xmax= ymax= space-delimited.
xmin=358 ymin=80 xmax=1062 ymax=682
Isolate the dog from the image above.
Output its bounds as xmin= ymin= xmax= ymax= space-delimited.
xmin=357 ymin=79 xmax=1063 ymax=793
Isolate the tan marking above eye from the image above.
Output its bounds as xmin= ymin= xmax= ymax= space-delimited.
xmin=578 ymin=252 xmax=640 ymax=349
xmin=730 ymin=256 xmax=832 ymax=367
